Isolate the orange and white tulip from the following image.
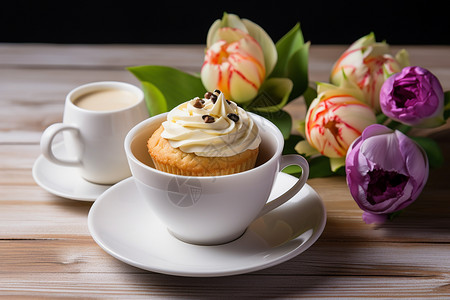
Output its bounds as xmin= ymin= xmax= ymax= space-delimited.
xmin=201 ymin=29 xmax=265 ymax=103
xmin=304 ymin=82 xmax=377 ymax=158
xmin=201 ymin=13 xmax=277 ymax=104
xmin=330 ymin=33 xmax=409 ymax=112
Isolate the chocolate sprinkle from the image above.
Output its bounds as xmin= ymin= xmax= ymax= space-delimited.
xmin=227 ymin=113 xmax=239 ymax=122
xmin=204 ymin=92 xmax=213 ymax=99
xmin=192 ymin=97 xmax=205 ymax=108
xmin=202 ymin=115 xmax=215 ymax=123
xmin=210 ymin=93 xmax=218 ymax=104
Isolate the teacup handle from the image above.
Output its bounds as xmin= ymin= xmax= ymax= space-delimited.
xmin=255 ymin=154 xmax=309 ymax=219
xmin=40 ymin=123 xmax=82 ymax=166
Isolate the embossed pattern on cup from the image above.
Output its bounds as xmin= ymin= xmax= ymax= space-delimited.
xmin=125 ymin=112 xmax=309 ymax=245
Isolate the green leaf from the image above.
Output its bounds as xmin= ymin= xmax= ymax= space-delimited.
xmin=330 ymin=157 xmax=346 ymax=172
xmin=272 ymin=23 xmax=304 ymax=78
xmin=271 ymin=23 xmax=309 ymax=101
xmin=281 ymin=134 xmax=307 ymax=177
xmin=444 ymin=91 xmax=450 ymax=120
xmin=376 ymin=112 xmax=389 ymax=124
xmin=128 ymin=65 xmax=206 ymax=116
xmin=283 ymin=134 xmax=304 ymax=155
xmin=282 ymin=165 xmax=302 ymax=177
xmin=388 ymin=210 xmax=404 ymax=220
xmin=285 ymin=41 xmax=310 ymax=101
xmin=140 ymin=81 xmax=167 ymax=115
xmin=254 ymin=109 xmax=292 ymax=140
xmin=282 ymin=134 xmax=308 ymax=177
xmin=411 ymin=136 xmax=444 ymax=169
xmin=302 ymin=83 xmax=318 ymax=109
xmin=308 ymin=156 xmax=335 ymax=178
xmin=245 ymin=78 xmax=293 ymax=113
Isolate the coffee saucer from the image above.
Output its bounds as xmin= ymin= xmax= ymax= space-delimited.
xmin=88 ymin=173 xmax=327 ymax=277
xmin=32 ymin=142 xmax=112 ymax=201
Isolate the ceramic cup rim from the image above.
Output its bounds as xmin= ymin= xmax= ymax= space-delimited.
xmin=66 ymin=81 xmax=145 ymax=115
xmin=124 ymin=112 xmax=284 ymax=180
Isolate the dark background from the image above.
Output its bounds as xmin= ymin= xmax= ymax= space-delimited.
xmin=2 ymin=1 xmax=449 ymax=45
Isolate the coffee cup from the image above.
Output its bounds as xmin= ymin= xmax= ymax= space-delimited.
xmin=124 ymin=112 xmax=309 ymax=245
xmin=40 ymin=81 xmax=149 ymax=184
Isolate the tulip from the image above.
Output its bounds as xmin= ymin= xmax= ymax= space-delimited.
xmin=330 ymin=32 xmax=409 ymax=112
xmin=380 ymin=66 xmax=445 ymax=128
xmin=201 ymin=13 xmax=277 ymax=104
xmin=345 ymin=124 xmax=429 ymax=224
xmin=201 ymin=32 xmax=265 ymax=103
xmin=304 ymin=81 xmax=377 ymax=159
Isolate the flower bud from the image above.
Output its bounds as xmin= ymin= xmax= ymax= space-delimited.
xmin=345 ymin=124 xmax=429 ymax=224
xmin=305 ymin=82 xmax=377 ymax=158
xmin=330 ymin=33 xmax=409 ymax=112
xmin=201 ymin=29 xmax=265 ymax=103
xmin=380 ymin=66 xmax=445 ymax=128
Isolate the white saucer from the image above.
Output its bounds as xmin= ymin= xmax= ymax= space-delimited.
xmin=32 ymin=142 xmax=112 ymax=201
xmin=88 ymin=173 xmax=327 ymax=277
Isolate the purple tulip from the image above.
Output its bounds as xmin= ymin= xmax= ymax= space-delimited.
xmin=345 ymin=124 xmax=429 ymax=224
xmin=380 ymin=66 xmax=445 ymax=127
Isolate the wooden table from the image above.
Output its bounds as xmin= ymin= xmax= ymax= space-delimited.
xmin=1 ymin=43 xmax=449 ymax=298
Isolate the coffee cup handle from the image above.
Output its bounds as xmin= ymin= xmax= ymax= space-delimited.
xmin=255 ymin=154 xmax=309 ymax=219
xmin=40 ymin=123 xmax=82 ymax=166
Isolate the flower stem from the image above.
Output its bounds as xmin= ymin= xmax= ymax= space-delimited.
xmin=385 ymin=119 xmax=411 ymax=134
xmin=376 ymin=113 xmax=388 ymax=124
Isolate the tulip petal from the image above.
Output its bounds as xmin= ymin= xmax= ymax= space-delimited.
xmin=360 ymin=133 xmax=406 ymax=172
xmin=201 ymin=63 xmax=224 ymax=95
xmin=295 ymin=140 xmax=319 ymax=157
xmin=349 ymin=32 xmax=376 ymax=50
xmin=242 ymin=19 xmax=277 ymax=76
xmin=217 ymin=27 xmax=248 ymax=44
xmin=228 ymin=68 xmax=259 ymax=102
xmin=206 ymin=13 xmax=248 ymax=48
xmin=221 ymin=13 xmax=248 ymax=33
xmin=361 ymin=124 xmax=392 ymax=140
xmin=206 ymin=19 xmax=222 ymax=48
xmin=396 ymin=131 xmax=429 ymax=185
xmin=395 ymin=49 xmax=410 ymax=68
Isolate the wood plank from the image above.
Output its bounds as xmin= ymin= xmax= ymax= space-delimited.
xmin=0 ymin=44 xmax=205 ymax=71
xmin=2 ymin=239 xmax=450 ymax=276
xmin=1 ymin=239 xmax=450 ymax=297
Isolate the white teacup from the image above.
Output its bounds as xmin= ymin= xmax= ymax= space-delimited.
xmin=125 ymin=112 xmax=309 ymax=245
xmin=40 ymin=81 xmax=149 ymax=184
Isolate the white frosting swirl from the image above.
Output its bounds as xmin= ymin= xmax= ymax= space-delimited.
xmin=161 ymin=91 xmax=261 ymax=157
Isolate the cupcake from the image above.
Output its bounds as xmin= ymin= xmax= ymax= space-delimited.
xmin=147 ymin=90 xmax=261 ymax=176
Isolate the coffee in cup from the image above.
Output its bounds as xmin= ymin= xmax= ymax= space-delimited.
xmin=40 ymin=81 xmax=149 ymax=185
xmin=73 ymin=88 xmax=140 ymax=111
